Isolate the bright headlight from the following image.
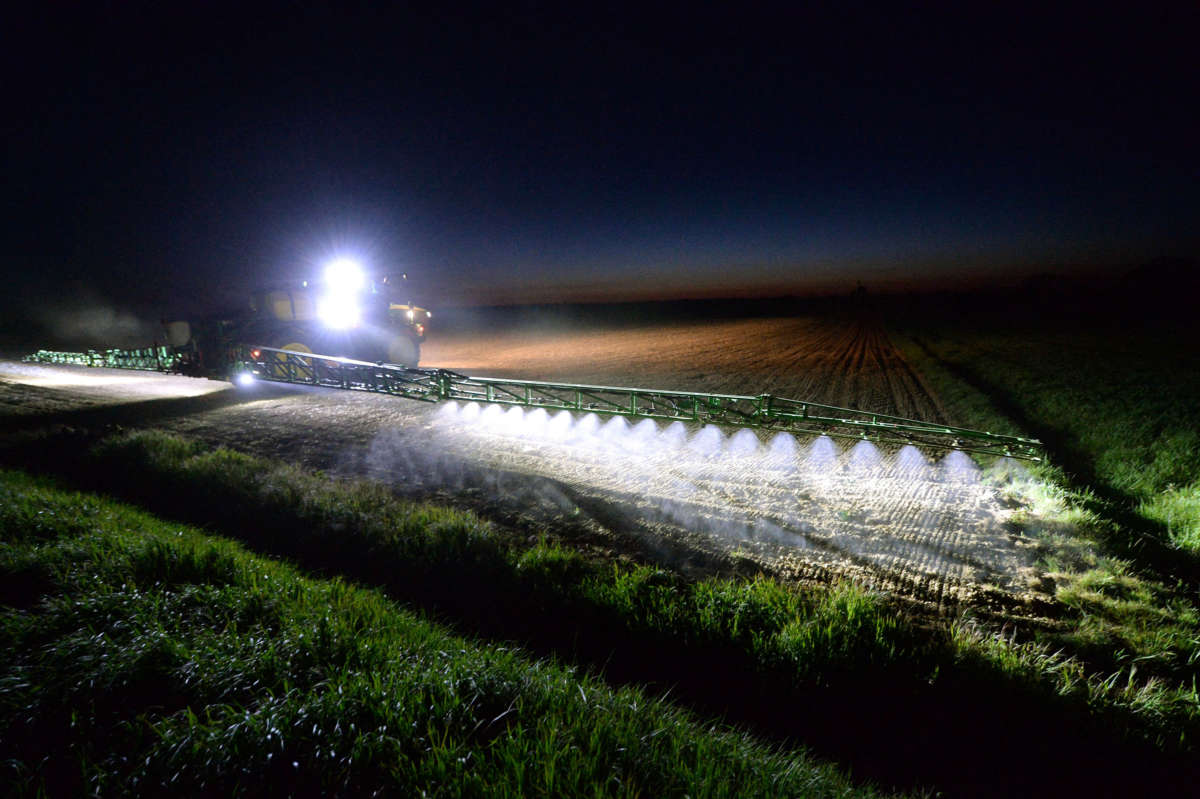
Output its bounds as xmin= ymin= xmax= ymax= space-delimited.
xmin=317 ymin=293 xmax=361 ymax=329
xmin=319 ymin=257 xmax=365 ymax=328
xmin=324 ymin=258 xmax=365 ymax=292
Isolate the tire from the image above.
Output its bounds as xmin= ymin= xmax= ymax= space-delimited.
xmin=267 ymin=336 xmax=317 ymax=380
xmin=386 ymin=335 xmax=420 ymax=366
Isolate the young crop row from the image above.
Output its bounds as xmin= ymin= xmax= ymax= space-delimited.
xmin=4 ymin=430 xmax=1198 ymax=795
xmin=889 ymin=324 xmax=1200 ymax=711
xmin=894 ymin=320 xmax=1200 ymax=553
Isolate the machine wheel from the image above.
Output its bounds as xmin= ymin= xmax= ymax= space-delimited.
xmin=386 ymin=335 xmax=420 ymax=367
xmin=267 ymin=337 xmax=317 ymax=380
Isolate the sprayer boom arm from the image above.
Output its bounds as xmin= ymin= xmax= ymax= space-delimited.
xmin=22 ymin=343 xmax=1042 ymax=460
xmin=235 ymin=345 xmax=1043 ymax=460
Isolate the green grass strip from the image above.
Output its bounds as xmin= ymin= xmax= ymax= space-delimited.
xmin=892 ymin=320 xmax=1200 ymax=554
xmin=7 ymin=430 xmax=1200 ymax=796
xmin=77 ymin=432 xmax=928 ymax=688
xmin=0 ymin=467 xmax=879 ymax=797
xmin=889 ymin=325 xmax=1200 ymax=685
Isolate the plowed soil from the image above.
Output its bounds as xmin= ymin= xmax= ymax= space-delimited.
xmin=0 ymin=311 xmax=1053 ymax=621
xmin=426 ymin=312 xmax=949 ymax=420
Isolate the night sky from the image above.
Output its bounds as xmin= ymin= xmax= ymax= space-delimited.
xmin=4 ymin=2 xmax=1197 ymax=321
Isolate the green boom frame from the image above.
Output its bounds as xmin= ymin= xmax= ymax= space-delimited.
xmin=22 ymin=343 xmax=1043 ymax=460
xmin=22 ymin=347 xmax=176 ymax=371
xmin=232 ymin=346 xmax=1042 ymax=460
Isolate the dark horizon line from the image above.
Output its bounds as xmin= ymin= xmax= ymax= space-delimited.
xmin=430 ymin=255 xmax=1198 ymax=309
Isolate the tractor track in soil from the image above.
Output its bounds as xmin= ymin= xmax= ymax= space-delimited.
xmin=0 ymin=311 xmax=1057 ymax=625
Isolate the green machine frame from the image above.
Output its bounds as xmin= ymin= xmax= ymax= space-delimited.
xmin=23 ymin=343 xmax=1043 ymax=461
xmin=23 ymin=346 xmax=175 ymax=371
xmin=232 ymin=346 xmax=1042 ymax=460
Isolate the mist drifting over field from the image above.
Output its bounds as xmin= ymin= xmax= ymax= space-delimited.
xmin=37 ymin=304 xmax=158 ymax=349
xmin=358 ymin=400 xmax=1048 ymax=603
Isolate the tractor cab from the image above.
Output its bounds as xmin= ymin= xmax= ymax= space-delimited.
xmin=240 ymin=260 xmax=430 ymax=365
xmin=247 ymin=267 xmax=429 ymax=340
xmin=162 ymin=258 xmax=432 ymax=375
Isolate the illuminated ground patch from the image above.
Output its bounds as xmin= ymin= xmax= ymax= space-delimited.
xmin=416 ymin=401 xmax=1052 ymax=608
xmin=1 ymin=356 xmax=1061 ymax=613
xmin=0 ymin=362 xmax=228 ymax=400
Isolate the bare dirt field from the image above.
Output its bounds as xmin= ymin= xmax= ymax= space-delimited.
xmin=425 ymin=311 xmax=950 ymax=420
xmin=0 ymin=311 xmax=1055 ymax=620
